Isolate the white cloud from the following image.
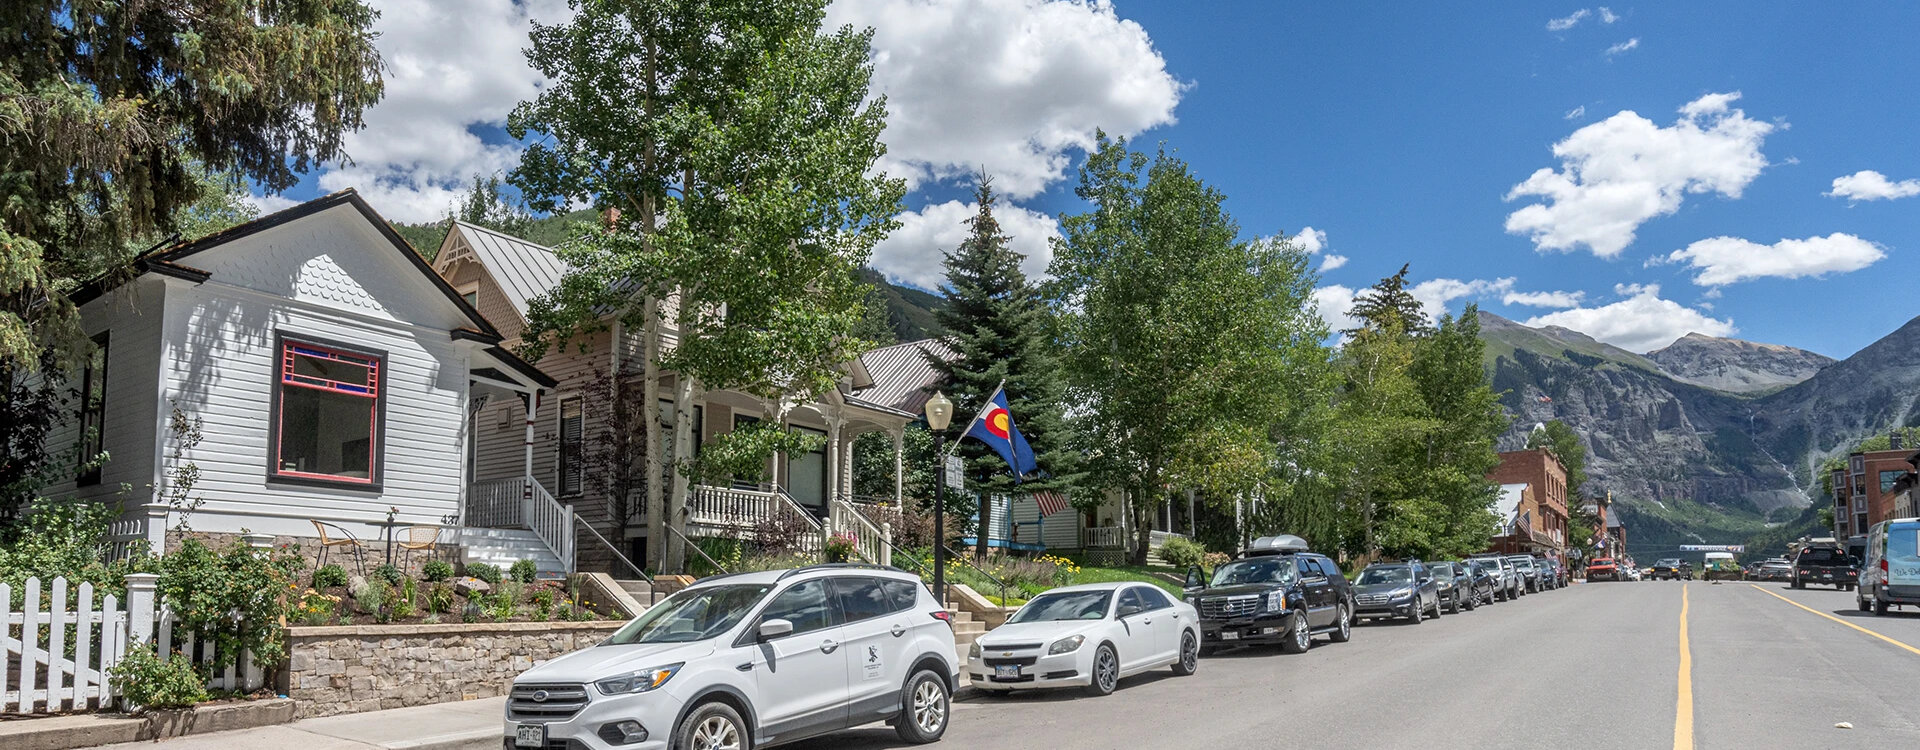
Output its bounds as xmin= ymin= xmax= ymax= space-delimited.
xmin=1827 ymin=170 xmax=1920 ymax=202
xmin=870 ymin=200 xmax=1060 ymax=289
xmin=1662 ymin=233 xmax=1887 ymax=286
xmin=1548 ymin=9 xmax=1591 ymax=31
xmin=1504 ymin=91 xmax=1776 ymax=258
xmin=827 ymin=0 xmax=1185 ymax=199
xmin=1523 ymin=283 xmax=1734 ymax=352
xmin=241 ymin=192 xmax=301 ymax=215
xmin=1319 ymin=254 xmax=1350 ymax=272
xmin=1502 ymin=289 xmax=1587 ymax=308
xmin=1605 ymin=38 xmax=1640 ymax=57
xmin=1564 ymin=105 xmax=1587 ymax=120
xmin=1410 ymin=277 xmax=1514 ymax=323
xmin=1598 ymin=7 xmax=1619 ymax=23
xmin=1312 ymin=285 xmax=1359 ymax=333
xmin=1291 ymin=226 xmax=1328 ymax=255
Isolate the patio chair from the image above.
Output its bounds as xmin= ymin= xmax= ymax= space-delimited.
xmin=311 ymin=519 xmax=368 ymax=575
xmin=399 ymin=525 xmax=442 ymax=569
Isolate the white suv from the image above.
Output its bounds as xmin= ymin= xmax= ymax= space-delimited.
xmin=505 ymin=565 xmax=957 ymax=750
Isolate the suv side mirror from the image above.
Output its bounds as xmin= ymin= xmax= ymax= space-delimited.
xmin=1184 ymin=565 xmax=1206 ymax=591
xmin=757 ymin=618 xmax=794 ymax=641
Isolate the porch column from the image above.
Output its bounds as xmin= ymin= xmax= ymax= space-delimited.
xmin=824 ymin=407 xmax=845 ymax=504
xmin=892 ymin=427 xmax=906 ymax=505
xmin=523 ymin=390 xmax=541 ymax=508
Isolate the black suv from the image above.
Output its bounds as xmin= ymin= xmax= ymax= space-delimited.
xmin=1791 ymin=545 xmax=1856 ymax=591
xmin=1183 ymin=535 xmax=1354 ymax=654
xmin=1428 ymin=561 xmax=1479 ymax=613
xmin=1650 ymin=559 xmax=1682 ymax=581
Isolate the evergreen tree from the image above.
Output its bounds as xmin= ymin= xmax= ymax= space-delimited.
xmin=1346 ymin=264 xmax=1430 ymax=337
xmin=931 ymin=177 xmax=1079 ymax=556
xmin=1409 ymin=306 xmax=1506 ymax=556
xmin=1526 ymin=419 xmax=1589 ymax=500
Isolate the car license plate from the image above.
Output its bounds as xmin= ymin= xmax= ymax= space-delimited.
xmin=993 ymin=665 xmax=1020 ymax=679
xmin=514 ymin=724 xmax=546 ymax=748
xmin=1221 ymin=631 xmax=1239 ymax=640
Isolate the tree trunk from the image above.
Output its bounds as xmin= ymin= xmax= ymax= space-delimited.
xmin=974 ymin=490 xmax=990 ymax=562
xmin=1131 ymin=486 xmax=1152 ymax=566
xmin=666 ymin=376 xmax=699 ymax=573
xmin=642 ymin=296 xmax=664 ymax=572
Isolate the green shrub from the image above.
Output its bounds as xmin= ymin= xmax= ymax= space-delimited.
xmin=509 ymin=559 xmax=538 ymax=584
xmin=391 ymin=578 xmax=418 ymax=619
xmin=156 ymin=537 xmax=300 ymax=671
xmin=466 ymin=562 xmax=500 ymax=584
xmin=373 ymin=563 xmax=403 ymax=587
xmin=426 ymin=582 xmax=455 ymax=614
xmin=312 ymin=564 xmax=348 ymax=589
xmin=1159 ymin=537 xmax=1207 ymax=569
xmin=490 ymin=581 xmax=522 ymax=620
xmin=421 ymin=559 xmax=455 ymax=582
xmin=109 ymin=645 xmax=208 ymax=711
xmin=530 ymin=588 xmax=556 ymax=620
xmin=352 ymin=577 xmax=389 ymax=618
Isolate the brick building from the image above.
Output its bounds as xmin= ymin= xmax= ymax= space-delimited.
xmin=1486 ymin=448 xmax=1571 ymax=560
xmin=1832 ymin=443 xmax=1920 ymax=539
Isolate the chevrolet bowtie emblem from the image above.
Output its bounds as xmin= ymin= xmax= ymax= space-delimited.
xmin=1000 ymin=652 xmax=1014 ymax=657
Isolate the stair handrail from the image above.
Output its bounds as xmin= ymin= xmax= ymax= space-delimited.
xmin=522 ymin=477 xmax=576 ymax=572
xmin=829 ymin=495 xmax=891 ymax=566
xmin=573 ymin=517 xmax=660 ymax=606
xmin=665 ymin=523 xmax=728 ymax=575
xmin=770 ymin=485 xmax=825 ymax=532
xmin=935 ymin=542 xmax=1011 ymax=608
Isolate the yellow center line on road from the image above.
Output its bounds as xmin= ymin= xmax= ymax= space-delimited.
xmin=1749 ymin=584 xmax=1920 ymax=657
xmin=1674 ymin=584 xmax=1693 ymax=750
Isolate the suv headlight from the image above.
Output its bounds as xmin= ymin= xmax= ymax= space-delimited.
xmin=1265 ymin=590 xmax=1286 ymax=613
xmin=1390 ymin=587 xmax=1415 ymax=601
xmin=595 ymin=663 xmax=683 ymax=695
xmin=1048 ymin=635 xmax=1085 ymax=655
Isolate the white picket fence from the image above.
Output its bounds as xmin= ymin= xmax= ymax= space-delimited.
xmin=1 ymin=573 xmax=264 ymax=715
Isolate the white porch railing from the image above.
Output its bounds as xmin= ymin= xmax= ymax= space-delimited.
xmin=689 ymin=485 xmax=824 ymax=554
xmin=467 ymin=476 xmax=575 ymax=573
xmin=828 ymin=499 xmax=891 ymax=566
xmin=2 ymin=574 xmax=265 ymax=716
xmin=524 ymin=480 xmax=576 ymax=573
xmin=1084 ymin=526 xmax=1126 ymax=549
xmin=1149 ymin=530 xmax=1188 ymax=549
xmin=469 ymin=476 xmax=528 ymax=528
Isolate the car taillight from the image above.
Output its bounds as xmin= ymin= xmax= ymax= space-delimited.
xmin=931 ymin=610 xmax=953 ymax=622
xmin=1883 ymin=559 xmax=1890 ymax=573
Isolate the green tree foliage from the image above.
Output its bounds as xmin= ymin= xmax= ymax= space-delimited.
xmin=1527 ymin=419 xmax=1589 ymax=500
xmin=932 ymin=177 xmax=1080 ymax=556
xmin=0 ymin=0 xmax=383 ymax=519
xmin=1050 ymin=134 xmax=1330 ymax=563
xmin=508 ymin=0 xmax=903 ymax=570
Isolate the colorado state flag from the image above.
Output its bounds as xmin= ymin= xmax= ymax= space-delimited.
xmin=963 ymin=388 xmax=1039 ymax=482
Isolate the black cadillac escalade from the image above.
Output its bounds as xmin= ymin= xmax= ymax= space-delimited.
xmin=1182 ymin=535 xmax=1354 ymax=655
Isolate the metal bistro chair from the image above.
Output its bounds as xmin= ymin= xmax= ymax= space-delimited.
xmin=399 ymin=525 xmax=443 ymax=570
xmin=311 ymin=519 xmax=369 ymax=575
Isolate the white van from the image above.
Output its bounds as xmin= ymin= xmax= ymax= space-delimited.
xmin=1857 ymin=518 xmax=1920 ymax=616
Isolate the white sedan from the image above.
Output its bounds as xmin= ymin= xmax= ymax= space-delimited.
xmin=967 ymin=582 xmax=1200 ymax=696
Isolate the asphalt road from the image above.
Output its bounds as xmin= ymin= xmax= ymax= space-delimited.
xmin=791 ymin=579 xmax=1920 ymax=750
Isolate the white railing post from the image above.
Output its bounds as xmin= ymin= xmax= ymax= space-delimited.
xmin=562 ymin=502 xmax=576 ymax=572
xmin=881 ymin=522 xmax=893 ymax=567
xmin=143 ymin=503 xmax=168 ymax=553
xmin=125 ymin=573 xmax=159 ymax=650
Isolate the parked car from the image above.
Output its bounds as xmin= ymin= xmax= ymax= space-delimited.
xmin=1183 ymin=535 xmax=1354 ymax=654
xmin=1674 ymin=560 xmax=1692 ymax=580
xmin=1469 ymin=555 xmax=1524 ymax=600
xmin=1465 ymin=558 xmax=1506 ymax=602
xmin=969 ymin=582 xmax=1198 ymax=696
xmin=1702 ymin=551 xmax=1743 ymax=581
xmin=1426 ymin=561 xmax=1478 ymax=613
xmin=1351 ymin=561 xmax=1442 ymax=624
xmin=504 ymin=565 xmax=957 ymax=750
xmin=1625 ymin=565 xmax=1644 ymax=581
xmin=1587 ymin=557 xmax=1620 ymax=581
xmin=1754 ymin=559 xmax=1793 ymax=582
xmin=1792 ymin=544 xmax=1856 ymax=591
xmin=1651 ymin=559 xmax=1683 ymax=580
xmin=1857 ymin=518 xmax=1920 ymax=615
xmin=1506 ymin=555 xmax=1544 ymax=593
xmin=1540 ymin=558 xmax=1568 ymax=588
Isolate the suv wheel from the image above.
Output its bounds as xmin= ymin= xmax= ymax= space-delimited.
xmin=1409 ymin=601 xmax=1424 ymax=624
xmin=1281 ymin=612 xmax=1312 ymax=653
xmin=1173 ymin=630 xmax=1199 ymax=675
xmin=894 ymin=669 xmax=949 ymax=743
xmin=1329 ymin=604 xmax=1353 ymax=643
xmin=677 ymin=701 xmax=748 ymax=750
xmin=1086 ymin=644 xmax=1120 ymax=696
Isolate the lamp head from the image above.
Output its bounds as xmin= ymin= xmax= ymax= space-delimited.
xmin=925 ymin=391 xmax=954 ymax=431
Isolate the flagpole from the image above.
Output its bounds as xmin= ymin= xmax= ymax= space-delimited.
xmin=943 ymin=379 xmax=1007 ymax=459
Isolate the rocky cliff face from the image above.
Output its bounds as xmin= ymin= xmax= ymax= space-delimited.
xmin=1647 ymin=333 xmax=1834 ymax=394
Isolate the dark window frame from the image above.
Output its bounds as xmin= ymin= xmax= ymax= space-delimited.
xmin=266 ymin=332 xmax=387 ymax=491
xmin=558 ymin=396 xmax=584 ymax=497
xmin=76 ymin=331 xmax=110 ymax=486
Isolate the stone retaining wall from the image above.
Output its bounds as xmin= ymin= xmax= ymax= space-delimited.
xmin=283 ymin=621 xmax=624 ymax=717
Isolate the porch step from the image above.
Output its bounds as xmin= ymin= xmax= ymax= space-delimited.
xmin=946 ymin=606 xmax=986 ymax=649
xmin=459 ymin=527 xmax=566 ymax=576
xmin=617 ymin=579 xmax=658 ymax=609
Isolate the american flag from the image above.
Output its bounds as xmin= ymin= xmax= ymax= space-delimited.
xmin=1032 ymin=489 xmax=1069 ymax=517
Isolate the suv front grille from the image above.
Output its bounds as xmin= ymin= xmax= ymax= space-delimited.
xmin=1198 ymin=595 xmax=1260 ymax=620
xmin=508 ymin=683 xmax=590 ymax=722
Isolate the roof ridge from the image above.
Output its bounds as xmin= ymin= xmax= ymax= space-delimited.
xmin=451 ymin=219 xmax=560 ymax=255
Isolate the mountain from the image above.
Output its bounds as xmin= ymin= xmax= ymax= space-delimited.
xmin=1481 ymin=309 xmax=1920 ymax=556
xmin=861 ymin=268 xmax=946 ymax=342
xmin=1647 ymin=333 xmax=1834 ymax=394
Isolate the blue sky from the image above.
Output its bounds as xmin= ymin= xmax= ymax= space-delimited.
xmin=255 ymin=2 xmax=1920 ymax=359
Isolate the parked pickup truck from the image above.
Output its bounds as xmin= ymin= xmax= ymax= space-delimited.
xmin=1791 ymin=544 xmax=1856 ymax=591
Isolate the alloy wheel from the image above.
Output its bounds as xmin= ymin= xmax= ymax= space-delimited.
xmin=1178 ymin=631 xmax=1199 ymax=674
xmin=1095 ymin=647 xmax=1118 ymax=692
xmin=1295 ymin=612 xmax=1311 ymax=649
xmin=912 ymin=678 xmax=946 ymax=734
xmin=693 ymin=715 xmax=742 ymax=750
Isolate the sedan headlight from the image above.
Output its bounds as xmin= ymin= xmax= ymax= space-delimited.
xmin=1047 ymin=635 xmax=1085 ymax=655
xmin=968 ymin=641 xmax=982 ymax=660
xmin=595 ymin=663 xmax=683 ymax=695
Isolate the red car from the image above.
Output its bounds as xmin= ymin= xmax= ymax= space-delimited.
xmin=1587 ymin=557 xmax=1619 ymax=582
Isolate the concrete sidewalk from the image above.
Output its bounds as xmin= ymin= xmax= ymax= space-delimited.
xmin=93 ymin=698 xmax=507 ymax=750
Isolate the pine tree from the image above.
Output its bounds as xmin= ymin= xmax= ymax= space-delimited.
xmin=1347 ymin=264 xmax=1430 ymax=337
xmin=929 ymin=177 xmax=1078 ymax=557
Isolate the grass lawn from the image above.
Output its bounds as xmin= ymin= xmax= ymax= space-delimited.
xmin=1065 ymin=563 xmax=1185 ymax=595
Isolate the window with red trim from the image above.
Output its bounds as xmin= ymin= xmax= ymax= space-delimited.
xmin=272 ymin=339 xmax=383 ymax=485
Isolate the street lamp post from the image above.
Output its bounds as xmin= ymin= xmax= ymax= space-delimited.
xmin=924 ymin=391 xmax=954 ymax=604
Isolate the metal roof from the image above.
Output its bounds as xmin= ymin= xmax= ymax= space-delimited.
xmin=450 ymin=220 xmax=572 ymax=320
xmin=851 ymin=338 xmax=956 ymax=414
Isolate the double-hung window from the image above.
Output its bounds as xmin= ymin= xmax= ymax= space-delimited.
xmin=271 ymin=336 xmax=384 ymax=487
xmin=558 ymin=397 xmax=583 ymax=497
xmin=76 ymin=332 xmax=109 ymax=486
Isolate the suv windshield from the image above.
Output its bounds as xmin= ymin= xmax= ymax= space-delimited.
xmin=1798 ymin=548 xmax=1847 ymax=566
xmin=1356 ymin=566 xmax=1412 ymax=585
xmin=1657 ymin=559 xmax=1679 ymax=567
xmin=1210 ymin=557 xmax=1297 ymax=587
xmin=1007 ymin=591 xmax=1111 ymax=623
xmin=602 ymin=584 xmax=772 ymax=645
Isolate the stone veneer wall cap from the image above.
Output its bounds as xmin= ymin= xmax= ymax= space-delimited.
xmin=287 ymin=620 xmax=626 ymax=638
